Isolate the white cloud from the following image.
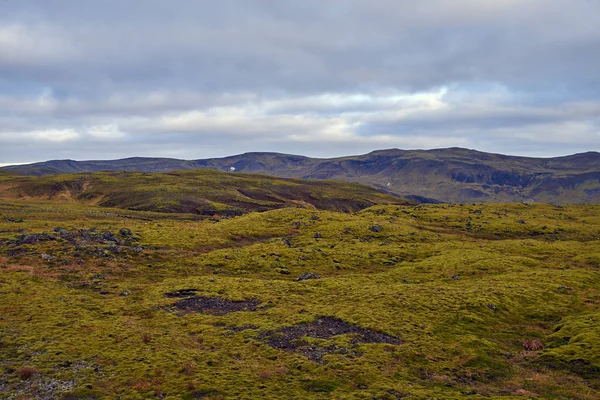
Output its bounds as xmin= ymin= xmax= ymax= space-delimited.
xmin=86 ymin=124 xmax=124 ymax=140
xmin=28 ymin=129 xmax=80 ymax=142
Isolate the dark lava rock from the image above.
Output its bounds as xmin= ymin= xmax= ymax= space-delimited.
xmin=282 ymin=238 xmax=293 ymax=247
xmin=102 ymin=231 xmax=117 ymax=242
xmin=170 ymin=296 xmax=260 ymax=316
xmin=119 ymin=228 xmax=133 ymax=237
xmin=296 ymin=272 xmax=321 ymax=281
xmin=487 ymin=303 xmax=497 ymax=311
xmin=16 ymin=233 xmax=55 ymax=245
xmin=451 ymin=275 xmax=461 ymax=280
xmin=259 ymin=316 xmax=401 ymax=363
xmin=54 ymin=227 xmax=69 ymax=235
xmin=370 ymin=224 xmax=383 ymax=233
xmin=2 ymin=216 xmax=24 ymax=223
xmin=313 ymin=233 xmax=323 ymax=239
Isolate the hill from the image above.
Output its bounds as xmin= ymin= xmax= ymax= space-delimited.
xmin=3 ymin=148 xmax=600 ymax=203
xmin=0 ymin=169 xmax=405 ymax=215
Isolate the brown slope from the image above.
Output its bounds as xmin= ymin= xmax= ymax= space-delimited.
xmin=0 ymin=169 xmax=408 ymax=215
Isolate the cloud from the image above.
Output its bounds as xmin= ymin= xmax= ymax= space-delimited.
xmin=0 ymin=0 xmax=598 ymax=163
xmin=0 ymin=22 xmax=75 ymax=67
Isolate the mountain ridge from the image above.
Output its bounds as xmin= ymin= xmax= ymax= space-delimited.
xmin=3 ymin=147 xmax=600 ymax=203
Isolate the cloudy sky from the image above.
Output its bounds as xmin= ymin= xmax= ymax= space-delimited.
xmin=1 ymin=0 xmax=599 ymax=164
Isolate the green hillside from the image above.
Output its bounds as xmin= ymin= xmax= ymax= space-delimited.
xmin=0 ymin=169 xmax=405 ymax=215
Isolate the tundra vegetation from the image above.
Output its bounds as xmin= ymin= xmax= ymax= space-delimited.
xmin=0 ymin=170 xmax=598 ymax=399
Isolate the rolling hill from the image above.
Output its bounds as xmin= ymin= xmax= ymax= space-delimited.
xmin=0 ymin=169 xmax=405 ymax=215
xmin=3 ymin=148 xmax=600 ymax=203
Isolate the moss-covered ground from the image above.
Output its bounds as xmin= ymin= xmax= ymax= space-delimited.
xmin=1 ymin=200 xmax=599 ymax=399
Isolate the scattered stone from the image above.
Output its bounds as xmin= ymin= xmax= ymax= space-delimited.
xmin=119 ymin=291 xmax=131 ymax=297
xmin=450 ymin=275 xmax=461 ymax=280
xmin=516 ymin=219 xmax=526 ymax=224
xmin=99 ymin=291 xmax=110 ymax=295
xmin=557 ymin=285 xmax=574 ymax=293
xmin=40 ymin=253 xmax=53 ymax=261
xmin=313 ymin=233 xmax=323 ymax=239
xmin=487 ymin=303 xmax=497 ymax=311
xmin=370 ymin=224 xmax=383 ymax=233
xmin=53 ymin=227 xmax=70 ymax=237
xmin=119 ymin=228 xmax=133 ymax=237
xmin=170 ymin=296 xmax=261 ymax=316
xmin=2 ymin=216 xmax=24 ymax=223
xmin=277 ymin=268 xmax=291 ymax=275
xmin=102 ymin=231 xmax=117 ymax=242
xmin=5 ymin=228 xmax=145 ymax=259
xmin=311 ymin=215 xmax=320 ymax=221
xmin=296 ymin=272 xmax=321 ymax=281
xmin=16 ymin=233 xmax=55 ymax=246
xmin=282 ymin=238 xmax=293 ymax=247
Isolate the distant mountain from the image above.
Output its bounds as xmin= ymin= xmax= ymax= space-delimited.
xmin=3 ymin=148 xmax=600 ymax=203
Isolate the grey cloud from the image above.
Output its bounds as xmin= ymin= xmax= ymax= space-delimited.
xmin=0 ymin=0 xmax=599 ymax=163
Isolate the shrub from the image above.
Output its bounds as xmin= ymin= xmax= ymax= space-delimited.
xmin=17 ymin=366 xmax=38 ymax=380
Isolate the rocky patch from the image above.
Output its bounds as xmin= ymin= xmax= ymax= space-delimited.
xmin=0 ymin=227 xmax=144 ymax=259
xmin=169 ymin=296 xmax=261 ymax=316
xmin=259 ymin=316 xmax=401 ymax=363
xmin=296 ymin=272 xmax=321 ymax=281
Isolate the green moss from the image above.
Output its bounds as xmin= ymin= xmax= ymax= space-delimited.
xmin=0 ymin=201 xmax=599 ymax=398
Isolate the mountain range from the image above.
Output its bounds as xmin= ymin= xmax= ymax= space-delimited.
xmin=3 ymin=147 xmax=600 ymax=203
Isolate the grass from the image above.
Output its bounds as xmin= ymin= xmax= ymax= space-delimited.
xmin=0 ymin=198 xmax=599 ymax=399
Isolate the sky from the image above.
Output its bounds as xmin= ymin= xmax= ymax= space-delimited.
xmin=1 ymin=0 xmax=600 ymax=164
